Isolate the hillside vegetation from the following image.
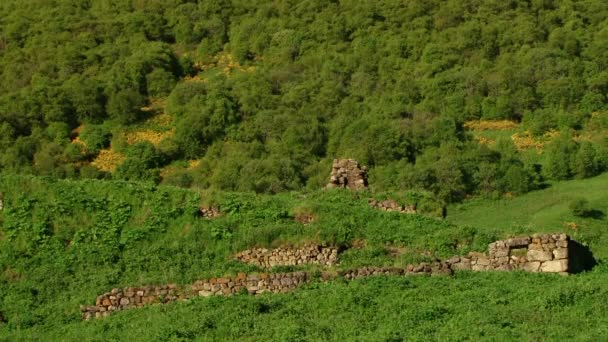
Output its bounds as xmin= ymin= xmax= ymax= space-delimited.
xmin=448 ymin=172 xmax=608 ymax=258
xmin=3 ymin=1 xmax=608 ymax=340
xmin=2 ymin=0 xmax=608 ymax=203
xmin=0 ymin=176 xmax=607 ymax=340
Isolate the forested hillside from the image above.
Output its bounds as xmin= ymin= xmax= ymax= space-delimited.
xmin=2 ymin=0 xmax=608 ymax=203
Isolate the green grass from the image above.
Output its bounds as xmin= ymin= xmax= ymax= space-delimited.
xmin=2 ymin=175 xmax=608 ymax=340
xmin=5 ymin=271 xmax=608 ymax=341
xmin=448 ymin=172 xmax=608 ymax=259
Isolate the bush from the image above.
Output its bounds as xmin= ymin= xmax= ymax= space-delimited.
xmin=569 ymin=197 xmax=592 ymax=217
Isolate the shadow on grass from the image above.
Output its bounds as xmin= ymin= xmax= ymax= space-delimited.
xmin=569 ymin=240 xmax=598 ymax=273
xmin=586 ymin=209 xmax=605 ymax=220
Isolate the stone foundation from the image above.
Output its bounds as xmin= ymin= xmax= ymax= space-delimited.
xmin=326 ymin=159 xmax=368 ymax=190
xmin=199 ymin=206 xmax=221 ymax=219
xmin=234 ymin=245 xmax=339 ymax=268
xmin=82 ymin=233 xmax=590 ymax=320
xmin=81 ymin=262 xmax=451 ymax=320
xmin=447 ymin=233 xmax=570 ymax=274
xmin=368 ymin=199 xmax=417 ymax=214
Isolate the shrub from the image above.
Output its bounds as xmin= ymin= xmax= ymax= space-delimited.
xmin=569 ymin=197 xmax=592 ymax=217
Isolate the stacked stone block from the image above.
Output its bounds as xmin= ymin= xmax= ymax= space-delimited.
xmin=81 ymin=263 xmax=450 ymax=320
xmin=199 ymin=206 xmax=221 ymax=219
xmin=234 ymin=245 xmax=339 ymax=268
xmin=368 ymin=199 xmax=417 ymax=214
xmin=81 ymin=285 xmax=183 ymax=320
xmin=82 ymin=233 xmax=582 ymax=320
xmin=326 ymin=159 xmax=368 ymax=190
xmin=447 ymin=233 xmax=570 ymax=274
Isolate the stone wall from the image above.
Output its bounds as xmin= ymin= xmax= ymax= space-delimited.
xmin=447 ymin=233 xmax=570 ymax=274
xmin=234 ymin=245 xmax=339 ymax=268
xmin=81 ymin=262 xmax=451 ymax=320
xmin=82 ymin=233 xmax=589 ymax=320
xmin=326 ymin=159 xmax=368 ymax=190
xmin=199 ymin=206 xmax=221 ymax=219
xmin=368 ymin=199 xmax=417 ymax=214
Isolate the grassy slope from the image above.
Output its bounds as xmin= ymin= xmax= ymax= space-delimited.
xmin=1 ymin=175 xmax=608 ymax=340
xmin=448 ymin=173 xmax=608 ymax=259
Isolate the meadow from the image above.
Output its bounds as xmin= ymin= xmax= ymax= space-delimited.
xmin=1 ymin=175 xmax=607 ymax=340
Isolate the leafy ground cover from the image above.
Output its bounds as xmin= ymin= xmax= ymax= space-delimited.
xmin=1 ymin=175 xmax=607 ymax=340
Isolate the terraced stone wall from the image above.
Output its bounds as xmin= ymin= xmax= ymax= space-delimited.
xmin=447 ymin=233 xmax=571 ymax=274
xmin=81 ymin=262 xmax=451 ymax=320
xmin=234 ymin=245 xmax=339 ymax=268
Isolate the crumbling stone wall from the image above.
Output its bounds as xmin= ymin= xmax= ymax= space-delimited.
xmin=234 ymin=245 xmax=339 ymax=268
xmin=447 ymin=233 xmax=570 ymax=274
xmin=199 ymin=206 xmax=221 ymax=219
xmin=368 ymin=199 xmax=416 ymax=214
xmin=326 ymin=159 xmax=368 ymax=190
xmin=82 ymin=233 xmax=589 ymax=320
xmin=81 ymin=262 xmax=451 ymax=320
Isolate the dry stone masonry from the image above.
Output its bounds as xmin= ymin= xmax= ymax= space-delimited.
xmin=82 ymin=233 xmax=593 ymax=320
xmin=368 ymin=199 xmax=417 ymax=214
xmin=81 ymin=262 xmax=451 ymax=320
xmin=326 ymin=159 xmax=368 ymax=190
xmin=234 ymin=245 xmax=339 ymax=268
xmin=447 ymin=233 xmax=571 ymax=274
xmin=199 ymin=206 xmax=221 ymax=219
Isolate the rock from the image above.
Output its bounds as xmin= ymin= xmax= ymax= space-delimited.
xmin=476 ymin=257 xmax=491 ymax=266
xmin=491 ymin=249 xmax=509 ymax=258
xmin=527 ymin=250 xmax=553 ymax=262
xmin=553 ymin=248 xmax=568 ymax=260
xmin=446 ymin=256 xmax=460 ymax=264
xmin=540 ymin=259 xmax=568 ymax=273
xmin=119 ymin=298 xmax=130 ymax=306
xmin=451 ymin=262 xmax=472 ymax=271
xmin=521 ymin=262 xmax=541 ymax=272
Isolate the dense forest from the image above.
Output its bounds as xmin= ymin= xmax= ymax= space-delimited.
xmin=2 ymin=0 xmax=608 ymax=203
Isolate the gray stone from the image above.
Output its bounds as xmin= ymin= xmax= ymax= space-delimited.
xmin=540 ymin=259 xmax=568 ymax=273
xmin=119 ymin=298 xmax=130 ymax=306
xmin=527 ymin=250 xmax=553 ymax=262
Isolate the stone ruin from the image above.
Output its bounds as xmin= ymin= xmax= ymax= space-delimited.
xmin=368 ymin=199 xmax=417 ymax=214
xmin=234 ymin=245 xmax=339 ymax=268
xmin=447 ymin=233 xmax=586 ymax=275
xmin=81 ymin=262 xmax=451 ymax=320
xmin=326 ymin=159 xmax=368 ymax=190
xmin=81 ymin=233 xmax=595 ymax=320
xmin=199 ymin=206 xmax=221 ymax=219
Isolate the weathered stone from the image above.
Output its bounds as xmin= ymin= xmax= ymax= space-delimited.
xmin=119 ymin=298 xmax=130 ymax=306
xmin=491 ymin=249 xmax=509 ymax=258
xmin=326 ymin=159 xmax=368 ymax=190
xmin=451 ymin=262 xmax=472 ymax=271
xmin=476 ymin=257 xmax=491 ymax=266
xmin=522 ymin=262 xmax=541 ymax=272
xmin=553 ymin=248 xmax=568 ymax=260
xmin=540 ymin=259 xmax=568 ymax=273
xmin=527 ymin=250 xmax=553 ymax=262
xmin=446 ymin=256 xmax=460 ymax=264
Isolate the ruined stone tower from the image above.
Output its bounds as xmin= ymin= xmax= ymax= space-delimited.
xmin=326 ymin=159 xmax=368 ymax=190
